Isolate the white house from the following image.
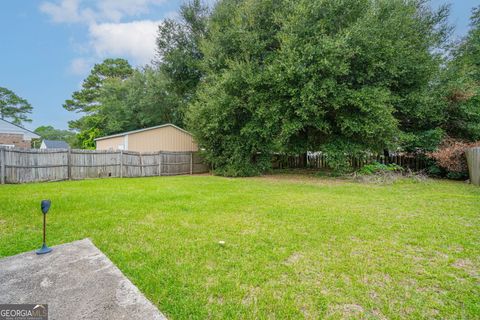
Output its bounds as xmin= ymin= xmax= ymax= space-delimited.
xmin=0 ymin=118 xmax=39 ymax=148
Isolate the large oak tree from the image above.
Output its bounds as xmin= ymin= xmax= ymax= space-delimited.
xmin=187 ymin=0 xmax=451 ymax=175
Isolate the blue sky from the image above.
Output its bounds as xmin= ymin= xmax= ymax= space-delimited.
xmin=0 ymin=0 xmax=478 ymax=131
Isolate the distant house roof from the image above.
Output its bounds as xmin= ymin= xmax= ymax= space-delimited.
xmin=94 ymin=123 xmax=193 ymax=141
xmin=0 ymin=118 xmax=40 ymax=139
xmin=42 ymin=140 xmax=70 ymax=149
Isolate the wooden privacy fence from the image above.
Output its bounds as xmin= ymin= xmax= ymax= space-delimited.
xmin=0 ymin=148 xmax=209 ymax=184
xmin=466 ymin=147 xmax=480 ymax=186
xmin=272 ymin=152 xmax=428 ymax=171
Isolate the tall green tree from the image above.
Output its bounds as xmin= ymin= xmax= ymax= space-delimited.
xmin=441 ymin=6 xmax=480 ymax=141
xmin=188 ymin=0 xmax=286 ymax=176
xmin=99 ymin=67 xmax=183 ymax=133
xmin=34 ymin=125 xmax=75 ymax=145
xmin=0 ymin=87 xmax=33 ymax=125
xmin=62 ymin=2 xmax=211 ymax=149
xmin=63 ymin=58 xmax=133 ymax=148
xmin=155 ymin=0 xmax=209 ymax=124
xmin=188 ymin=0 xmax=450 ymax=176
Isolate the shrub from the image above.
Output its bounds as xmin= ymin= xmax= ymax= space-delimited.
xmin=354 ymin=162 xmax=428 ymax=184
xmin=357 ymin=162 xmax=403 ymax=175
xmin=324 ymin=153 xmax=352 ymax=176
xmin=428 ymin=138 xmax=480 ymax=179
xmin=353 ymin=162 xmax=405 ymax=184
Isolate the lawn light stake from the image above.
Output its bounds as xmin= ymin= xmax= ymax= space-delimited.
xmin=36 ymin=200 xmax=52 ymax=255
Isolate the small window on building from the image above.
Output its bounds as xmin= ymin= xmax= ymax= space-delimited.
xmin=118 ymin=145 xmax=125 ymax=150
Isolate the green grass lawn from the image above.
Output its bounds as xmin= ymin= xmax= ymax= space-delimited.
xmin=0 ymin=174 xmax=479 ymax=319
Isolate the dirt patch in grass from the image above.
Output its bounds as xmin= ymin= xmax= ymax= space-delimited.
xmin=284 ymin=252 xmax=303 ymax=265
xmin=327 ymin=303 xmax=365 ymax=318
xmin=241 ymin=286 xmax=260 ymax=306
xmin=208 ymin=295 xmax=224 ymax=305
xmin=371 ymin=309 xmax=388 ymax=320
xmin=452 ymin=259 xmax=479 ymax=280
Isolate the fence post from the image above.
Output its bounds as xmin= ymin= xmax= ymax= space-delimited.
xmin=190 ymin=152 xmax=193 ymax=175
xmin=158 ymin=152 xmax=162 ymax=176
xmin=120 ymin=150 xmax=123 ymax=178
xmin=466 ymin=147 xmax=480 ymax=186
xmin=139 ymin=153 xmax=144 ymax=177
xmin=67 ymin=149 xmax=72 ymax=180
xmin=0 ymin=148 xmax=5 ymax=184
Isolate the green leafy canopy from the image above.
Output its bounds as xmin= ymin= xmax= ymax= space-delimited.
xmin=0 ymin=87 xmax=33 ymax=125
xmin=188 ymin=0 xmax=451 ymax=176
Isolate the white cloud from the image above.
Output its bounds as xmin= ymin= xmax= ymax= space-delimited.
xmin=96 ymin=0 xmax=165 ymax=22
xmin=39 ymin=0 xmax=95 ymax=24
xmin=89 ymin=20 xmax=160 ymax=65
xmin=69 ymin=57 xmax=92 ymax=75
xmin=40 ymin=0 xmax=165 ymax=24
xmin=40 ymin=0 xmax=168 ymax=69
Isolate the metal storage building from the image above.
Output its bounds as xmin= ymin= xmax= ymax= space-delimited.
xmin=94 ymin=124 xmax=199 ymax=152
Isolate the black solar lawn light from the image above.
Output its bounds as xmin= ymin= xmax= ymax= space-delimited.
xmin=36 ymin=200 xmax=52 ymax=255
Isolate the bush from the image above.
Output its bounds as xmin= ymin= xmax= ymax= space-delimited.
xmin=354 ymin=162 xmax=428 ymax=184
xmin=324 ymin=153 xmax=352 ymax=176
xmin=353 ymin=162 xmax=405 ymax=184
xmin=428 ymin=138 xmax=480 ymax=179
xmin=357 ymin=162 xmax=403 ymax=175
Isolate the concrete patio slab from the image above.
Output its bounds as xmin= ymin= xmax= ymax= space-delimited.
xmin=0 ymin=238 xmax=166 ymax=320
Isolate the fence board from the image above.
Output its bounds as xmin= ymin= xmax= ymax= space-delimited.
xmin=0 ymin=148 xmax=208 ymax=184
xmin=466 ymin=147 xmax=480 ymax=186
xmin=2 ymin=148 xmax=68 ymax=183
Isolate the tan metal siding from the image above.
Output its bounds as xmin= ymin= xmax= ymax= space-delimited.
xmin=96 ymin=136 xmax=125 ymax=150
xmin=127 ymin=126 xmax=198 ymax=152
xmin=96 ymin=126 xmax=198 ymax=152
